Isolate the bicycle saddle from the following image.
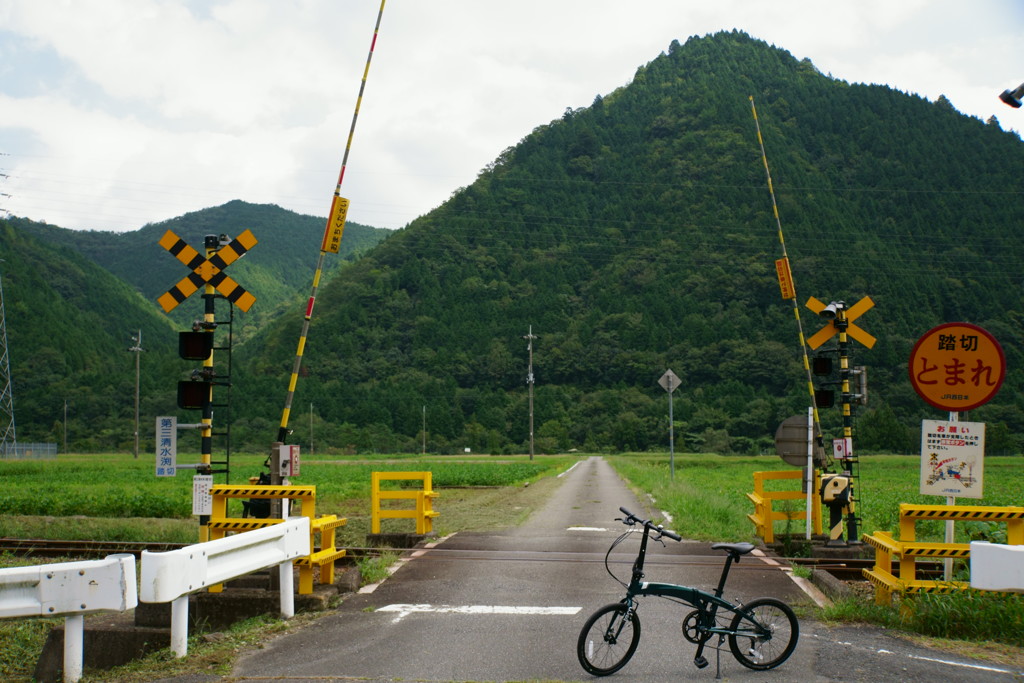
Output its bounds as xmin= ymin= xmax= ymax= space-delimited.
xmin=711 ymin=542 xmax=755 ymax=556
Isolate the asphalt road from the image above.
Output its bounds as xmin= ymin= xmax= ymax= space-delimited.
xmin=229 ymin=456 xmax=1023 ymax=682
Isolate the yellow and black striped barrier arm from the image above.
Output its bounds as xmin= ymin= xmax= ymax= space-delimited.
xmin=276 ymin=0 xmax=386 ymax=443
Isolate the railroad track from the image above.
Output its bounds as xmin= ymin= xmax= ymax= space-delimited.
xmin=789 ymin=556 xmax=945 ymax=582
xmin=3 ymin=538 xmax=895 ymax=582
xmin=0 ymin=538 xmax=188 ymax=559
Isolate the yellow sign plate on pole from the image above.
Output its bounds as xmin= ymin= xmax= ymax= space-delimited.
xmin=321 ymin=195 xmax=350 ymax=253
xmin=775 ymin=257 xmax=795 ymax=300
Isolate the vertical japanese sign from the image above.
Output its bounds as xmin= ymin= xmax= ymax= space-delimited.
xmin=155 ymin=416 xmax=177 ymax=477
xmin=774 ymin=257 xmax=796 ymax=300
xmin=920 ymin=419 xmax=985 ymax=498
xmin=908 ymin=322 xmax=1005 ymax=412
xmin=192 ymin=474 xmax=213 ymax=515
xmin=320 ymin=195 xmax=350 ymax=253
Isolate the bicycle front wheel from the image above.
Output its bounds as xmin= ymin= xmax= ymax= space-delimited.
xmin=728 ymin=597 xmax=798 ymax=670
xmin=577 ymin=603 xmax=641 ymax=676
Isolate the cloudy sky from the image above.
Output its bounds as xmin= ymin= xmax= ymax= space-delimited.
xmin=2 ymin=0 xmax=1023 ymax=234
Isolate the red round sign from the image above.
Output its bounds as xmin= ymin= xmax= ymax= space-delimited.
xmin=908 ymin=322 xmax=1005 ymax=412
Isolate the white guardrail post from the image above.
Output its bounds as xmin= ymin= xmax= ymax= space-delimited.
xmin=141 ymin=516 xmax=310 ymax=657
xmin=0 ymin=554 xmax=137 ymax=683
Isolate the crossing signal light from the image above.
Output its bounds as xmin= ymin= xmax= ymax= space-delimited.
xmin=815 ymin=389 xmax=835 ymax=409
xmin=812 ymin=356 xmax=833 ymax=376
xmin=177 ymin=380 xmax=210 ymax=410
xmin=179 ymin=331 xmax=213 ymax=361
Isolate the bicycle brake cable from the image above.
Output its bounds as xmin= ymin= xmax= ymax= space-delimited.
xmin=605 ymin=529 xmax=635 ymax=588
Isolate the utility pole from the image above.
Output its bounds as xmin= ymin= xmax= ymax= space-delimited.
xmin=523 ymin=326 xmax=537 ymax=460
xmin=422 ymin=404 xmax=426 ymax=455
xmin=129 ymin=330 xmax=144 ymax=458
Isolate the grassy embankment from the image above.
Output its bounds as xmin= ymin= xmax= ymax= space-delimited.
xmin=1 ymin=452 xmax=1021 ymax=680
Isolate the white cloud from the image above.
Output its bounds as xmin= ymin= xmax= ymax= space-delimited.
xmin=1 ymin=0 xmax=1022 ymax=232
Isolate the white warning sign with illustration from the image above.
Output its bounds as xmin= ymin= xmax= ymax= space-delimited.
xmin=920 ymin=419 xmax=985 ymax=499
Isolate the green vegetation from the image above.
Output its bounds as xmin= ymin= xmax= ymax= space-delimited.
xmin=230 ymin=30 xmax=1024 ymax=458
xmin=1 ymin=452 xmax=1021 ymax=680
xmin=4 ymin=33 xmax=1024 ymax=458
xmin=20 ymin=200 xmax=390 ymax=339
xmin=608 ymin=453 xmax=1023 ymax=543
xmin=822 ymin=590 xmax=1024 ymax=653
xmin=0 ymin=453 xmax=572 ymax=549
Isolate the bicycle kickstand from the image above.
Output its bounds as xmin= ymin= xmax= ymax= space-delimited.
xmin=714 ymin=634 xmax=725 ymax=680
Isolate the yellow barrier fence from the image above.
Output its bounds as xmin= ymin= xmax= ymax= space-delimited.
xmin=862 ymin=503 xmax=1024 ymax=605
xmin=207 ymin=484 xmax=347 ymax=594
xmin=746 ymin=469 xmax=822 ymax=543
xmin=371 ymin=471 xmax=439 ymax=535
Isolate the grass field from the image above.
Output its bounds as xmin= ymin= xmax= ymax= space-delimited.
xmin=1 ymin=451 xmax=1021 ymax=681
xmin=608 ymin=453 xmax=1023 ymax=544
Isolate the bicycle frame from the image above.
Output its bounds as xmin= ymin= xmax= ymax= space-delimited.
xmin=617 ymin=516 xmax=762 ymax=657
xmin=579 ymin=508 xmax=798 ymax=675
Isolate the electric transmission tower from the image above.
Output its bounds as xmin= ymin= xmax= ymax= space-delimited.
xmin=0 ymin=266 xmax=16 ymax=455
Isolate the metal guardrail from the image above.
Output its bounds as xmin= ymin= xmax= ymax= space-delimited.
xmin=0 ymin=554 xmax=137 ymax=683
xmin=141 ymin=516 xmax=310 ymax=657
xmin=1 ymin=518 xmax=312 ymax=678
xmin=971 ymin=541 xmax=1024 ymax=593
xmin=206 ymin=483 xmax=346 ymax=594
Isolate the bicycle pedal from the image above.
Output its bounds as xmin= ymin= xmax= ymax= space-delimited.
xmin=693 ymin=656 xmax=709 ymax=669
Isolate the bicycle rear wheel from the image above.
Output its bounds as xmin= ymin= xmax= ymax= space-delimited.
xmin=728 ymin=597 xmax=798 ymax=670
xmin=577 ymin=603 xmax=641 ymax=676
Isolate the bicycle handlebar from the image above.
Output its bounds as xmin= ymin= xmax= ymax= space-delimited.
xmin=618 ymin=506 xmax=682 ymax=541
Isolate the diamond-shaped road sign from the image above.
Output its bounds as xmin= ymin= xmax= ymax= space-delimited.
xmin=157 ymin=230 xmax=258 ymax=313
xmin=659 ymin=369 xmax=681 ymax=393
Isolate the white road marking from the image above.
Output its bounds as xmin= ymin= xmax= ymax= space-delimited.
xmin=811 ymin=633 xmax=1021 ymax=676
xmin=378 ymin=604 xmax=581 ymax=623
xmin=566 ymin=526 xmax=607 ymax=531
xmin=558 ymin=461 xmax=582 ymax=477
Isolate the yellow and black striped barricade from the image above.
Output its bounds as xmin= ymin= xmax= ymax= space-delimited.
xmin=371 ymin=471 xmax=440 ymax=535
xmin=745 ymin=470 xmax=821 ymax=544
xmin=297 ymin=515 xmax=348 ymax=594
xmin=206 ymin=484 xmax=346 ymax=594
xmin=862 ymin=503 xmax=1024 ymax=605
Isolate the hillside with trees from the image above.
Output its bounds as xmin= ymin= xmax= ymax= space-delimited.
xmin=20 ymin=201 xmax=390 ymax=339
xmin=234 ymin=30 xmax=1024 ymax=456
xmin=0 ymin=220 xmax=180 ymax=450
xmin=5 ymin=31 xmax=1024 ymax=457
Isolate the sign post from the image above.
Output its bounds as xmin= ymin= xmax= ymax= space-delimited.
xmin=909 ymin=322 xmax=1004 ymax=579
xmin=658 ymin=370 xmax=681 ymax=479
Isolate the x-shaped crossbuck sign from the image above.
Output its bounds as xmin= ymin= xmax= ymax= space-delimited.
xmin=157 ymin=229 xmax=258 ymax=313
xmin=805 ymin=295 xmax=876 ymax=350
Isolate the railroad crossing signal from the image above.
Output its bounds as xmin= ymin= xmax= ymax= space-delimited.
xmin=805 ymin=296 xmax=876 ymax=350
xmin=157 ymin=230 xmax=258 ymax=313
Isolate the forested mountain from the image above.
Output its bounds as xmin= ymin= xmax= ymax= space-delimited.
xmin=1 ymin=202 xmax=389 ymax=449
xmin=235 ymin=30 xmax=1024 ymax=456
xmin=20 ymin=201 xmax=390 ymax=339
xmin=5 ymin=31 xmax=1024 ymax=457
xmin=0 ymin=220 xmax=181 ymax=450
